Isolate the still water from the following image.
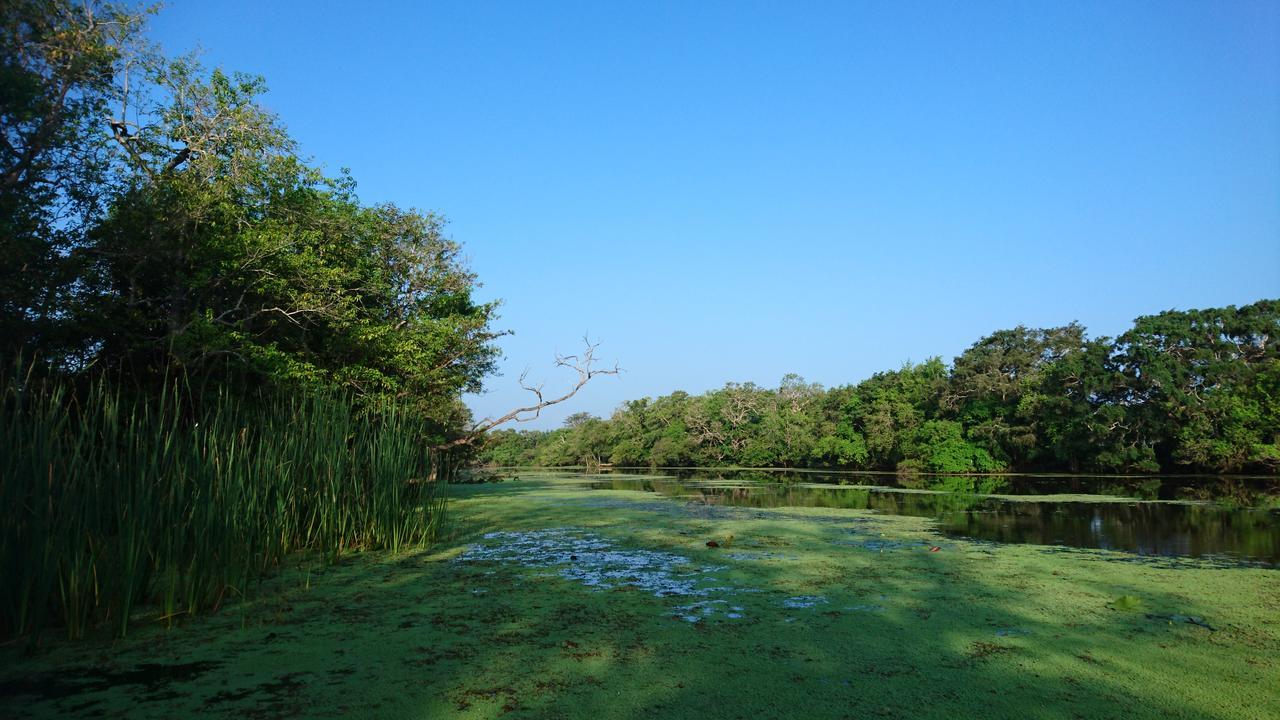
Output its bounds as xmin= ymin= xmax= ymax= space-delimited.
xmin=576 ymin=469 xmax=1280 ymax=565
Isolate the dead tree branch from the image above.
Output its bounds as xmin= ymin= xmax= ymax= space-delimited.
xmin=434 ymin=336 xmax=619 ymax=450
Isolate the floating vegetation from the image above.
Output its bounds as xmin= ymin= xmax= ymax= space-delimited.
xmin=782 ymin=596 xmax=828 ymax=609
xmin=1108 ymin=595 xmax=1146 ymax=612
xmin=723 ymin=551 xmax=799 ymax=562
xmin=458 ymin=529 xmax=734 ymax=600
xmin=3 ymin=472 xmax=1277 ymax=720
xmin=671 ymin=600 xmax=735 ymax=623
xmin=0 ymin=661 xmax=223 ymax=702
xmin=583 ymin=471 xmax=1280 ymax=566
xmin=832 ymin=534 xmax=929 ymax=553
xmin=1146 ymin=614 xmax=1216 ymax=631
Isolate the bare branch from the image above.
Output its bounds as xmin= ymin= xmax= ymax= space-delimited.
xmin=108 ymin=117 xmax=155 ymax=180
xmin=434 ymin=336 xmax=620 ymax=450
xmin=163 ymin=146 xmax=191 ymax=173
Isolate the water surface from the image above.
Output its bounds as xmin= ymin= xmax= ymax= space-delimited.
xmin=571 ymin=469 xmax=1280 ymax=565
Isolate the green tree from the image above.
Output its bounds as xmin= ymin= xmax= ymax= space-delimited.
xmin=73 ymin=55 xmax=502 ymax=436
xmin=0 ymin=1 xmax=510 ymax=444
xmin=469 ymin=303 xmax=1279 ymax=475
xmin=1025 ymin=337 xmax=1149 ymax=472
xmin=944 ymin=324 xmax=1086 ymax=468
xmin=843 ymin=359 xmax=947 ymax=468
xmin=479 ymin=429 xmax=545 ymax=466
xmin=0 ymin=0 xmax=143 ymax=359
xmin=563 ymin=412 xmax=599 ymax=429
xmin=902 ymin=420 xmax=1000 ymax=473
xmin=1112 ymin=301 xmax=1280 ymax=472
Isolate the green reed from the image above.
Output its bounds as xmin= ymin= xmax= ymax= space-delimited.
xmin=0 ymin=370 xmax=450 ymax=644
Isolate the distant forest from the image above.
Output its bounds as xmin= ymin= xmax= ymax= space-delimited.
xmin=480 ymin=300 xmax=1280 ymax=475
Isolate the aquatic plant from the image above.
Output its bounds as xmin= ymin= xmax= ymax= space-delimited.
xmin=1108 ymin=595 xmax=1146 ymax=612
xmin=0 ymin=371 xmax=449 ymax=644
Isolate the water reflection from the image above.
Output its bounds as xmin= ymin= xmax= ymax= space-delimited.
xmin=582 ymin=470 xmax=1280 ymax=565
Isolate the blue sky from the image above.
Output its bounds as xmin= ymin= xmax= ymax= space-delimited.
xmin=150 ymin=1 xmax=1280 ymax=429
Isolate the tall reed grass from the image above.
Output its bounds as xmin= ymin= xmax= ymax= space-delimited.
xmin=0 ymin=369 xmax=449 ymax=644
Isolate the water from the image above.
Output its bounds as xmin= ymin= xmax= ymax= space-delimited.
xmin=573 ymin=469 xmax=1280 ymax=565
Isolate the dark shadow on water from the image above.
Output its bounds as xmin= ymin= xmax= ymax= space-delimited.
xmin=0 ymin=661 xmax=223 ymax=703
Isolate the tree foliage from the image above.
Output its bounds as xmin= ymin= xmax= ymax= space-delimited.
xmin=480 ymin=302 xmax=1280 ymax=475
xmin=1 ymin=0 xmax=141 ymax=355
xmin=1 ymin=1 xmax=503 ymax=441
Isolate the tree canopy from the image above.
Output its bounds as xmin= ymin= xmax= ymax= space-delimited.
xmin=1 ymin=1 xmax=503 ymax=441
xmin=480 ymin=302 xmax=1280 ymax=475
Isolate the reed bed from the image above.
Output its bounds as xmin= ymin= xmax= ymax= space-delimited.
xmin=0 ymin=371 xmax=449 ymax=644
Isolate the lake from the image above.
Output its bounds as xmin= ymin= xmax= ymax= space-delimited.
xmin=569 ymin=468 xmax=1280 ymax=565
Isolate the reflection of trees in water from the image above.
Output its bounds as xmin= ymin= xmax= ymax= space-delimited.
xmin=1169 ymin=477 xmax=1280 ymax=509
xmin=683 ymin=484 xmax=1278 ymax=562
xmin=651 ymin=468 xmax=1279 ymax=507
xmin=1098 ymin=478 xmax=1163 ymax=500
xmin=913 ymin=475 xmax=1011 ymax=495
xmin=937 ymin=500 xmax=1278 ymax=563
xmin=595 ymin=470 xmax=1280 ymax=563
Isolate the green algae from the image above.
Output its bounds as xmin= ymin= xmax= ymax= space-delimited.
xmin=2 ymin=472 xmax=1278 ymax=719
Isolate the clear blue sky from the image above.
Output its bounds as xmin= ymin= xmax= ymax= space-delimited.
xmin=149 ymin=1 xmax=1280 ymax=429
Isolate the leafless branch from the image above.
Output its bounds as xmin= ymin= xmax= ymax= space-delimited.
xmin=434 ymin=336 xmax=620 ymax=450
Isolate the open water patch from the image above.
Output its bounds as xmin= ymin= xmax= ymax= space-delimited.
xmin=671 ymin=600 xmax=747 ymax=623
xmin=576 ymin=496 xmax=774 ymax=522
xmin=458 ymin=529 xmax=746 ymax=620
xmin=579 ymin=470 xmax=1280 ymax=565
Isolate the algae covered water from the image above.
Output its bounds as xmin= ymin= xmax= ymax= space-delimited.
xmin=579 ymin=469 xmax=1280 ymax=565
xmin=5 ymin=472 xmax=1278 ymax=719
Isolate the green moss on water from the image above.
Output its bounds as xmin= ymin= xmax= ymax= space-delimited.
xmin=3 ymin=472 xmax=1278 ymax=719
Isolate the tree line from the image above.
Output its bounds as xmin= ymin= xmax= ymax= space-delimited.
xmin=480 ymin=301 xmax=1280 ymax=475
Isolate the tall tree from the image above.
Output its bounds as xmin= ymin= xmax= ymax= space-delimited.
xmin=1112 ymin=301 xmax=1280 ymax=472
xmin=0 ymin=0 xmax=142 ymax=359
xmin=2 ymin=1 xmax=510 ymax=441
xmin=76 ymin=57 xmax=503 ymax=434
xmin=944 ymin=324 xmax=1086 ymax=468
